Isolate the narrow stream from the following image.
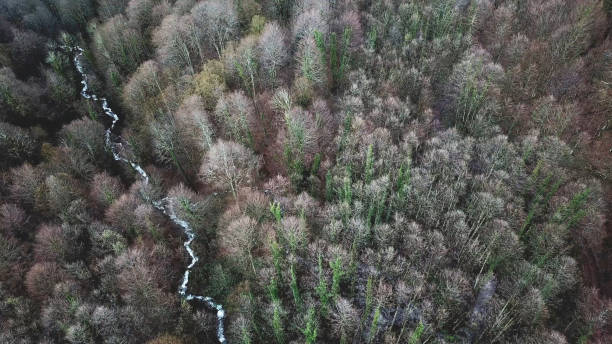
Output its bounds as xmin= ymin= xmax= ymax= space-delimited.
xmin=67 ymin=46 xmax=226 ymax=343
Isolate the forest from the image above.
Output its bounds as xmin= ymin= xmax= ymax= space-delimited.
xmin=0 ymin=0 xmax=611 ymax=343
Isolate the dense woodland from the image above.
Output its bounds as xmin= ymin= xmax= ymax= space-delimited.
xmin=0 ymin=0 xmax=611 ymax=343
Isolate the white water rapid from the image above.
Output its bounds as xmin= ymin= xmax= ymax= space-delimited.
xmin=66 ymin=46 xmax=226 ymax=343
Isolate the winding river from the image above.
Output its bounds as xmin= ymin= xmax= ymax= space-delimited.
xmin=67 ymin=46 xmax=226 ymax=343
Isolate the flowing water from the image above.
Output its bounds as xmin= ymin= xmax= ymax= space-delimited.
xmin=67 ymin=46 xmax=226 ymax=343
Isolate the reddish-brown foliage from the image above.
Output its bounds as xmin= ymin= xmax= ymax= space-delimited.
xmin=0 ymin=203 xmax=27 ymax=235
xmin=25 ymin=262 xmax=67 ymax=301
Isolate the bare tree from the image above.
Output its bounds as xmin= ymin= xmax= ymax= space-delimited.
xmin=221 ymin=215 xmax=259 ymax=273
xmin=444 ymin=48 xmax=503 ymax=136
xmin=279 ymin=216 xmax=309 ymax=253
xmin=60 ymin=118 xmax=106 ymax=164
xmin=25 ymin=262 xmax=67 ymax=300
xmin=97 ymin=0 xmax=129 ymax=20
xmin=153 ymin=13 xmax=199 ymax=75
xmin=166 ymin=183 xmax=210 ymax=233
xmin=98 ymin=14 xmax=148 ymax=74
xmin=258 ymin=22 xmax=289 ymax=85
xmin=90 ymin=172 xmax=124 ymax=209
xmin=0 ymin=233 xmax=22 ymax=289
xmin=51 ymin=0 xmax=95 ymax=31
xmin=115 ymin=247 xmax=165 ymax=295
xmin=9 ymin=163 xmax=41 ymax=207
xmin=214 ymin=90 xmax=256 ymax=146
xmin=330 ymin=298 xmax=359 ymax=342
xmin=34 ymin=223 xmax=84 ymax=263
xmin=172 ymin=0 xmax=196 ymax=15
xmin=19 ymin=4 xmax=59 ymax=36
xmin=279 ymin=107 xmax=320 ymax=186
xmin=0 ymin=63 xmax=45 ymax=120
xmin=0 ymin=16 xmax=13 ymax=43
xmin=123 ymin=60 xmax=168 ymax=117
xmin=223 ymin=35 xmax=259 ymax=99
xmin=292 ymin=4 xmax=329 ymax=44
xmin=0 ymin=122 xmax=38 ymax=169
xmin=0 ymin=203 xmax=26 ymax=235
xmin=105 ymin=193 xmax=141 ymax=237
xmin=149 ymin=115 xmax=197 ymax=183
xmin=126 ymin=0 xmax=163 ymax=33
xmin=200 ymin=140 xmax=260 ymax=197
xmin=88 ymin=222 xmax=127 ymax=257
xmin=190 ymin=0 xmax=239 ymax=59
xmin=175 ymin=95 xmax=214 ymax=153
xmin=337 ymin=10 xmax=363 ymax=52
xmin=147 ymin=334 xmax=185 ymax=344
